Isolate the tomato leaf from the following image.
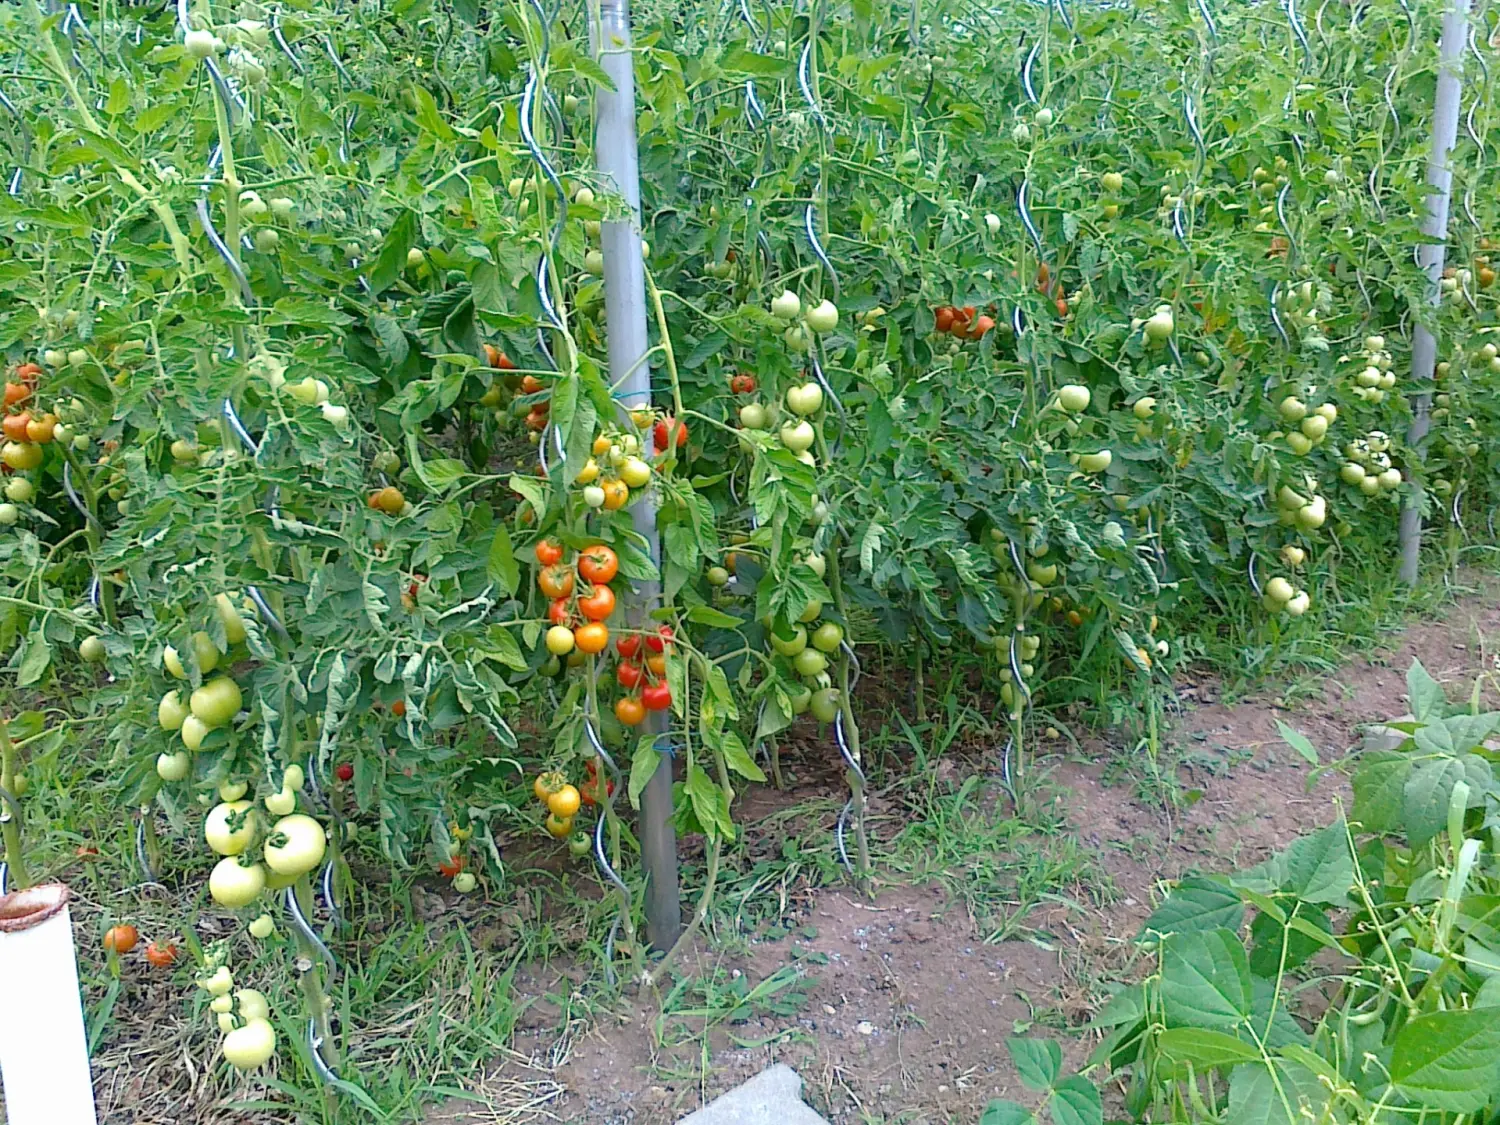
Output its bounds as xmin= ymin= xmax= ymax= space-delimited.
xmin=628 ymin=736 xmax=660 ymax=811
xmin=720 ymin=731 xmax=765 ymax=783
xmin=369 ymin=210 xmax=419 ymax=296
xmin=487 ymin=525 xmax=520 ymax=597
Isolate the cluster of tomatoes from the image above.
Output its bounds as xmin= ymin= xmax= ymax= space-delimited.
xmin=932 ymin=304 xmax=996 ymax=340
xmin=539 ymin=539 xmax=621 ymax=657
xmin=612 ymin=624 xmax=675 ymax=725
xmin=102 ymin=922 xmax=179 ymax=968
xmin=0 ymin=363 xmax=67 ymax=521
xmin=533 ymin=760 xmax=615 ymax=855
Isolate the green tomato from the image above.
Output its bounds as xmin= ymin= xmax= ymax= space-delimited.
xmin=452 ymin=871 xmax=478 ymax=893
xmin=809 ymin=688 xmax=841 ymax=723
xmin=223 ymin=1018 xmax=277 ymax=1071
xmin=788 ymin=685 xmax=812 ymax=715
xmin=79 ymin=635 xmax=106 ymax=663
xmin=209 ymin=858 xmax=266 ymax=908
xmin=215 ymin=593 xmax=248 ymax=645
xmin=205 ymin=800 xmax=258 ymax=856
xmin=811 ymin=622 xmax=844 ymax=653
xmin=769 ymin=626 xmax=807 ymax=657
xmin=792 ymin=648 xmax=828 ymax=678
xmin=263 ymin=814 xmax=327 ymax=877
xmin=156 ymin=751 xmax=191 ymax=782
xmin=568 ymin=831 xmax=593 ymax=859
xmin=180 ymin=714 xmax=210 ymax=752
xmin=706 ymin=566 xmax=730 ymax=586
xmin=248 ymin=914 xmax=275 ymax=939
xmin=191 ymin=677 xmax=243 ymax=729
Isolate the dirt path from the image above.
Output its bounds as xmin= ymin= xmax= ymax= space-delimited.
xmin=430 ymin=579 xmax=1500 ymax=1125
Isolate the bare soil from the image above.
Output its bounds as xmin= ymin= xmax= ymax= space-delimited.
xmin=445 ymin=579 xmax=1500 ymax=1125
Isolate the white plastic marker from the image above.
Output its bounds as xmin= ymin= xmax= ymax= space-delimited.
xmin=0 ymin=884 xmax=98 ymax=1124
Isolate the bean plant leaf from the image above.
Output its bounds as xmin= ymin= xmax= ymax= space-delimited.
xmin=979 ymin=1101 xmax=1034 ymax=1125
xmin=1048 ymin=1076 xmax=1102 ymax=1125
xmin=1227 ymin=1060 xmax=1328 ymax=1125
xmin=1156 ymin=1028 xmax=1261 ymax=1070
xmin=1274 ymin=720 xmax=1319 ymax=766
xmin=1390 ymin=1008 xmax=1500 ymax=1112
xmin=1008 ymin=1037 xmax=1062 ymax=1092
xmin=1140 ymin=877 xmax=1244 ymax=940
xmin=1404 ymin=757 xmax=1466 ymax=848
xmin=1160 ymin=929 xmax=1252 ymax=1030
xmin=1352 ymin=750 xmax=1411 ymax=833
xmin=1408 ymin=659 xmax=1447 ymax=722
xmin=1279 ymin=822 xmax=1354 ymax=906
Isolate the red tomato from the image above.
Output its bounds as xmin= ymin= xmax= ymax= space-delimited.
xmin=617 ymin=661 xmax=643 ymax=689
xmin=14 ymin=364 xmax=42 ymax=386
xmin=730 ymin=373 xmax=757 ymax=394
xmin=616 ymin=634 xmax=642 ymax=660
xmin=934 ymin=306 xmax=954 ymax=333
xmin=549 ymin=598 xmax=575 ymax=626
xmin=335 ymin=762 xmax=354 ymax=782
xmin=145 ymin=941 xmax=178 ymax=968
xmin=391 ymin=700 xmax=407 ymax=717
xmin=972 ymin=315 xmax=996 ymax=338
xmin=642 ymin=682 xmax=672 ymax=711
xmin=578 ymin=584 xmax=615 ymax=621
xmin=535 ymin=539 xmax=564 ymax=566
xmin=653 ymin=416 xmax=688 ymax=452
xmin=437 ymin=855 xmax=467 ymax=878
xmin=580 ymin=774 xmax=615 ymax=807
xmin=577 ymin=545 xmax=619 ymax=584
xmin=646 ymin=625 xmax=674 ymax=653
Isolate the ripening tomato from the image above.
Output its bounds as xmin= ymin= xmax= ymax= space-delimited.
xmin=578 ymin=584 xmax=615 ymax=621
xmin=730 ymin=373 xmax=757 ymax=394
xmin=3 ymin=382 xmax=30 ymax=406
xmin=534 ymin=771 xmax=568 ymax=803
xmin=538 ymin=563 xmax=575 ymax=599
xmin=525 ymin=409 xmax=548 ymax=432
xmin=646 ymin=624 xmax=674 ymax=653
xmin=577 ymin=544 xmax=619 ymax=584
xmin=616 ymin=634 xmax=641 ymax=659
xmin=601 ymin=479 xmax=629 ymax=510
xmin=437 ymin=854 xmax=467 ymax=878
xmin=535 ymin=538 xmax=564 ymax=566
xmin=547 ymin=784 xmax=582 ymax=819
xmin=103 ymin=924 xmax=139 ymax=955
xmin=25 ymin=415 xmax=54 ymax=443
xmin=973 ymin=315 xmax=996 ymax=339
xmin=548 ymin=597 xmax=573 ymax=626
xmin=369 ymin=487 xmax=405 ymax=514
xmin=574 ymin=621 xmax=609 ymax=654
xmin=646 ymin=653 xmax=667 ymax=677
xmin=1055 ymin=295 xmax=1069 ymax=317
xmin=615 ymin=696 xmax=646 ymax=726
xmin=145 ymin=940 xmax=178 ymax=968
xmin=13 ymin=364 xmax=41 ymax=386
xmin=391 ymin=699 xmax=407 ymax=717
xmin=2 ymin=412 xmax=30 ymax=442
xmin=580 ymin=773 xmax=615 ymax=806
xmin=617 ymin=661 xmax=643 ymax=689
xmin=642 ymin=682 xmax=672 ymax=711
xmin=520 ymin=374 xmax=544 ymax=395
xmin=653 ymin=416 xmax=688 ymax=452
xmin=934 ymin=306 xmax=954 ymax=333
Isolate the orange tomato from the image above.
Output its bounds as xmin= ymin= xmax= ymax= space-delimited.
xmin=103 ymin=924 xmax=139 ymax=955
xmin=547 ymin=784 xmax=582 ymax=819
xmin=548 ymin=597 xmax=573 ymax=626
xmin=369 ymin=487 xmax=405 ymax=514
xmin=577 ymin=584 xmax=615 ymax=621
xmin=520 ymin=374 xmax=544 ymax=395
xmin=3 ymin=382 xmax=30 ymax=406
xmin=535 ymin=538 xmax=564 ymax=566
xmin=601 ymin=479 xmax=629 ymax=510
xmin=615 ymin=696 xmax=646 ymax=726
xmin=574 ymin=622 xmax=609 ymax=654
xmin=577 ymin=544 xmax=619 ymax=584
xmin=2 ymin=412 xmax=30 ymax=442
xmin=25 ymin=415 xmax=54 ymax=443
xmin=538 ymin=563 xmax=575 ymax=599
xmin=646 ymin=653 xmax=667 ymax=677
xmin=391 ymin=700 xmax=407 ymax=717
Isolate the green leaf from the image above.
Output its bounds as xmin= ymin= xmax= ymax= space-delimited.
xmin=720 ymin=731 xmax=765 ymax=783
xmin=1048 ymin=1076 xmax=1102 ymax=1125
xmin=415 ymin=457 xmax=467 ymax=492
xmin=1408 ymin=659 xmax=1447 ymax=721
xmin=1160 ymin=929 xmax=1252 ymax=1030
xmin=1156 ymin=1028 xmax=1261 ymax=1070
xmin=1140 ymin=876 xmax=1244 ymax=939
xmin=1280 ymin=822 xmax=1354 ymax=906
xmin=1274 ymin=720 xmax=1319 ymax=766
xmin=1405 ymin=757 xmax=1466 ymax=848
xmin=628 ymin=737 xmax=661 ymax=810
xmin=685 ymin=604 xmax=742 ymax=629
xmin=16 ymin=628 xmax=50 ymax=687
xmin=685 ymin=762 xmax=734 ymax=841
xmin=486 ymin=525 xmax=520 ymax=596
xmin=979 ymin=1101 xmax=1034 ymax=1125
xmin=1008 ymin=1037 xmax=1062 ymax=1091
xmin=370 ymin=210 xmax=418 ymax=295
xmin=1227 ymin=1060 xmax=1328 ymax=1125
xmin=479 ymin=624 xmax=526 ymax=671
xmin=1352 ymin=750 xmax=1411 ymax=833
xmin=1390 ymin=1008 xmax=1500 ymax=1112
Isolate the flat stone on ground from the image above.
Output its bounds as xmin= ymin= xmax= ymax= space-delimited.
xmin=676 ymin=1064 xmax=830 ymax=1125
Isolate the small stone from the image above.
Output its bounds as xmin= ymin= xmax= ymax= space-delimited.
xmin=856 ymin=1021 xmax=875 ymax=1035
xmin=823 ymin=1004 xmax=836 ymax=1016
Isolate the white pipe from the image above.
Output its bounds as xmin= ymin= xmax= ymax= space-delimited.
xmin=1399 ymin=0 xmax=1471 ymax=583
xmin=594 ymin=0 xmax=681 ymax=948
xmin=0 ymin=884 xmax=99 ymax=1124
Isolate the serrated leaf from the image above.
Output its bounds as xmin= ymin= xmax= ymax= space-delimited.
xmin=980 ymin=1101 xmax=1034 ymax=1125
xmin=628 ymin=737 xmax=660 ymax=811
xmin=720 ymin=731 xmax=765 ymax=783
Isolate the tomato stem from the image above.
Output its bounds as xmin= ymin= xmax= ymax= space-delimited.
xmin=292 ymin=874 xmax=340 ymax=1079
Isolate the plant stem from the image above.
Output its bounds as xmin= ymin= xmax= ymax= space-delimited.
xmin=0 ymin=720 xmax=28 ymax=890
